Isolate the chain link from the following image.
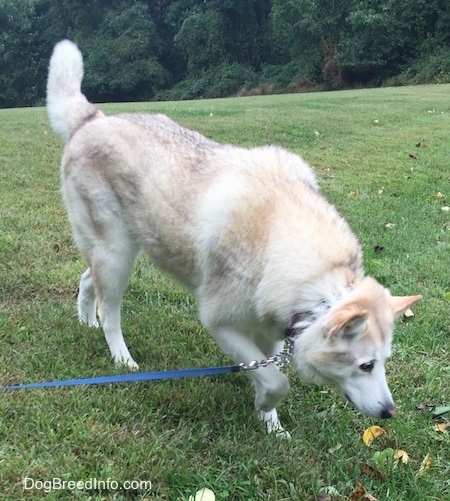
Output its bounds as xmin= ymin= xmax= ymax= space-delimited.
xmin=238 ymin=338 xmax=295 ymax=371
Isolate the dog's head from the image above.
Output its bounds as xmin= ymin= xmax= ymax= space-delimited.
xmin=291 ymin=277 xmax=422 ymax=418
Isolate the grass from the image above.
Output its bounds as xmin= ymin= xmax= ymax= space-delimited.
xmin=0 ymin=85 xmax=449 ymax=500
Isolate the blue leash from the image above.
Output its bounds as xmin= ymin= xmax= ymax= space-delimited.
xmin=0 ymin=365 xmax=242 ymax=391
xmin=1 ymin=340 xmax=294 ymax=391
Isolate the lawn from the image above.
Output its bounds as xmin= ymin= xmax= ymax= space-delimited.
xmin=0 ymin=85 xmax=449 ymax=500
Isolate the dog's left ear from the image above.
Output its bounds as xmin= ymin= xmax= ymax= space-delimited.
xmin=327 ymin=305 xmax=368 ymax=340
xmin=390 ymin=294 xmax=422 ymax=319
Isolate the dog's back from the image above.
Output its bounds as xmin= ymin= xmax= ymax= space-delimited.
xmin=47 ymin=40 xmax=324 ymax=291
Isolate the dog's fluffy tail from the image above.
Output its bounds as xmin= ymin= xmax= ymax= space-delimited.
xmin=47 ymin=40 xmax=103 ymax=142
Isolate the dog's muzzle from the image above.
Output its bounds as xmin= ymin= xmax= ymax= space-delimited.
xmin=380 ymin=406 xmax=396 ymax=419
xmin=345 ymin=394 xmax=396 ymax=419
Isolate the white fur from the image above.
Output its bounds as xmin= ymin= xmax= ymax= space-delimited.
xmin=47 ymin=40 xmax=101 ymax=142
xmin=47 ymin=40 xmax=422 ymax=435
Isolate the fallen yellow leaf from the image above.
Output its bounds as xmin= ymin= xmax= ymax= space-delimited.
xmin=433 ymin=422 xmax=449 ymax=433
xmin=349 ymin=190 xmax=358 ymax=196
xmin=394 ymin=449 xmax=410 ymax=464
xmin=435 ymin=192 xmax=443 ymax=198
xmin=416 ymin=453 xmax=432 ymax=478
xmin=362 ymin=426 xmax=385 ymax=447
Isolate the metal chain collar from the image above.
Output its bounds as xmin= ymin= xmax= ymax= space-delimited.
xmin=238 ymin=337 xmax=295 ymax=371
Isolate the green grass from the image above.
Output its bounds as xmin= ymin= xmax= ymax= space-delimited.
xmin=1 ymin=85 xmax=449 ymax=500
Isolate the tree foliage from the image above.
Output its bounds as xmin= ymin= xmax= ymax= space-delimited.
xmin=83 ymin=3 xmax=168 ymax=101
xmin=0 ymin=0 xmax=449 ymax=107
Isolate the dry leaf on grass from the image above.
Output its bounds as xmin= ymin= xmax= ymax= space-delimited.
xmin=415 ymin=402 xmax=436 ymax=411
xmin=416 ymin=453 xmax=432 ymax=478
xmin=349 ymin=482 xmax=366 ymax=501
xmin=433 ymin=422 xmax=450 ymax=433
xmin=349 ymin=482 xmax=379 ymax=501
xmin=393 ymin=449 xmax=410 ymax=464
xmin=361 ymin=463 xmax=385 ymax=481
xmin=362 ymin=426 xmax=385 ymax=447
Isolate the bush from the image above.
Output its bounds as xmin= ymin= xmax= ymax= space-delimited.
xmin=384 ymin=41 xmax=450 ymax=86
xmin=158 ymin=63 xmax=258 ymax=101
xmin=409 ymin=43 xmax=450 ymax=84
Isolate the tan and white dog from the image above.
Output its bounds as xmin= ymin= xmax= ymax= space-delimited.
xmin=47 ymin=40 xmax=421 ymax=436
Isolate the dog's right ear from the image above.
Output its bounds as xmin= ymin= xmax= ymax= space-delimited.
xmin=325 ymin=305 xmax=368 ymax=341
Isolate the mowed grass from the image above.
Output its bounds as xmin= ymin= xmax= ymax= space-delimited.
xmin=0 ymin=85 xmax=449 ymax=500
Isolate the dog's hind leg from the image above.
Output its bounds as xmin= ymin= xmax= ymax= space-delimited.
xmin=65 ymin=180 xmax=141 ymax=368
xmin=76 ymin=229 xmax=141 ymax=370
xmin=78 ymin=268 xmax=98 ymax=327
xmin=92 ymin=247 xmax=140 ymax=370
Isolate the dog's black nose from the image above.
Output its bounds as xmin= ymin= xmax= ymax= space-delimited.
xmin=380 ymin=407 xmax=396 ymax=419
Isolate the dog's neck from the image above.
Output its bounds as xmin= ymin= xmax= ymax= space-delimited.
xmin=285 ymin=282 xmax=355 ymax=338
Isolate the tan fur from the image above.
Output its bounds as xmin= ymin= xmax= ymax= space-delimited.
xmin=47 ymin=40 xmax=422 ymax=436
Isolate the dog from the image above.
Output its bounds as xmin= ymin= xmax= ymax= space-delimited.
xmin=47 ymin=40 xmax=422 ymax=436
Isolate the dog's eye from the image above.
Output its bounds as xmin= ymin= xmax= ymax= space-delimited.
xmin=359 ymin=361 xmax=374 ymax=373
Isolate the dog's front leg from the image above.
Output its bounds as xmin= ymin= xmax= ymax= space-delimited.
xmin=206 ymin=323 xmax=291 ymax=437
xmin=251 ymin=365 xmax=291 ymax=439
xmin=257 ymin=409 xmax=291 ymax=439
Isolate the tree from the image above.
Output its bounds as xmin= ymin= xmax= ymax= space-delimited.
xmin=269 ymin=0 xmax=322 ymax=80
xmin=338 ymin=0 xmax=450 ymax=84
xmin=0 ymin=0 xmax=450 ymax=107
xmin=82 ymin=2 xmax=168 ymax=101
xmin=0 ymin=0 xmax=54 ymax=107
xmin=174 ymin=8 xmax=227 ymax=76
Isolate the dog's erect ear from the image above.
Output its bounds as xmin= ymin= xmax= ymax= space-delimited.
xmin=326 ymin=305 xmax=368 ymax=340
xmin=390 ymin=294 xmax=422 ymax=319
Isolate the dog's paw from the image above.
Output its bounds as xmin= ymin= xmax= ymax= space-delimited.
xmin=78 ymin=305 xmax=99 ymax=327
xmin=257 ymin=409 xmax=292 ymax=439
xmin=114 ymin=356 xmax=139 ymax=371
xmin=274 ymin=428 xmax=292 ymax=440
xmin=78 ymin=314 xmax=99 ymax=328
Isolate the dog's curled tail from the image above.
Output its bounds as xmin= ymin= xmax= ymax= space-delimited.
xmin=47 ymin=40 xmax=103 ymax=142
